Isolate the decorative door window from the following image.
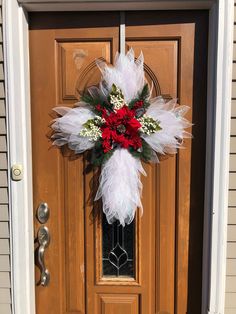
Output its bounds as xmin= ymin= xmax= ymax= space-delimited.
xmin=102 ymin=214 xmax=135 ymax=278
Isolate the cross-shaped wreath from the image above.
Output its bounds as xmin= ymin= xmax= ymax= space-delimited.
xmin=51 ymin=49 xmax=191 ymax=226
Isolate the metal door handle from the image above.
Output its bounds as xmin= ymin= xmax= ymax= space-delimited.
xmin=37 ymin=226 xmax=50 ymax=286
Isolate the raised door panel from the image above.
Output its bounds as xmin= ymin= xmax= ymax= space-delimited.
xmin=58 ymin=42 xmax=111 ymax=102
xmin=97 ymin=294 xmax=139 ymax=314
xmin=126 ymin=41 xmax=178 ymax=98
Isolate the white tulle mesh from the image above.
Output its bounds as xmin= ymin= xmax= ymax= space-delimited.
xmin=51 ymin=106 xmax=95 ymax=153
xmin=51 ymin=49 xmax=191 ymax=226
xmin=142 ymin=97 xmax=192 ymax=158
xmin=95 ymin=149 xmax=146 ymax=226
xmin=97 ymin=49 xmax=145 ymax=103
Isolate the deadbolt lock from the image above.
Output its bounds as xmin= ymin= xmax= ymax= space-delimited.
xmin=37 ymin=203 xmax=50 ymax=224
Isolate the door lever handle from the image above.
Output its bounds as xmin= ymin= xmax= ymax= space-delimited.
xmin=37 ymin=226 xmax=50 ymax=286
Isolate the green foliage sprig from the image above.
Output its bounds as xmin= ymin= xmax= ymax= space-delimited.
xmin=128 ymin=83 xmax=151 ymax=110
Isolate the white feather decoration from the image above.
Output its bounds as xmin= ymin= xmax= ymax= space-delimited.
xmin=97 ymin=48 xmax=145 ymax=103
xmin=51 ymin=105 xmax=96 ymax=153
xmin=95 ymin=148 xmax=146 ymax=226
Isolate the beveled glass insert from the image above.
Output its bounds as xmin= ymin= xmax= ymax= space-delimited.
xmin=102 ymin=213 xmax=135 ymax=277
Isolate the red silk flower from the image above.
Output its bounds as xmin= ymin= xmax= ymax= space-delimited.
xmin=99 ymin=105 xmax=142 ymax=153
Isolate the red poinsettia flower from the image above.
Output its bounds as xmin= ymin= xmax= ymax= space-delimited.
xmin=101 ymin=105 xmax=142 ymax=152
xmin=127 ymin=117 xmax=142 ymax=130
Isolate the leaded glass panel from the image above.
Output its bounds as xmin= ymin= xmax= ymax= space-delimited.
xmin=102 ymin=213 xmax=135 ymax=277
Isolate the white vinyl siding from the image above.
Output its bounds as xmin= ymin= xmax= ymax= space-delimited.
xmin=225 ymin=3 xmax=236 ymax=312
xmin=0 ymin=1 xmax=11 ymax=313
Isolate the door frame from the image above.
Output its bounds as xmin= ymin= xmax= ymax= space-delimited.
xmin=3 ymin=1 xmax=234 ymax=314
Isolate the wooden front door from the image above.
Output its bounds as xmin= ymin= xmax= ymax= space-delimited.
xmin=29 ymin=11 xmax=208 ymax=314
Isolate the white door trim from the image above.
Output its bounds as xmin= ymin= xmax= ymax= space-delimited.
xmin=4 ymin=1 xmax=234 ymax=314
xmin=3 ymin=1 xmax=36 ymax=314
xmin=203 ymin=1 xmax=234 ymax=313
